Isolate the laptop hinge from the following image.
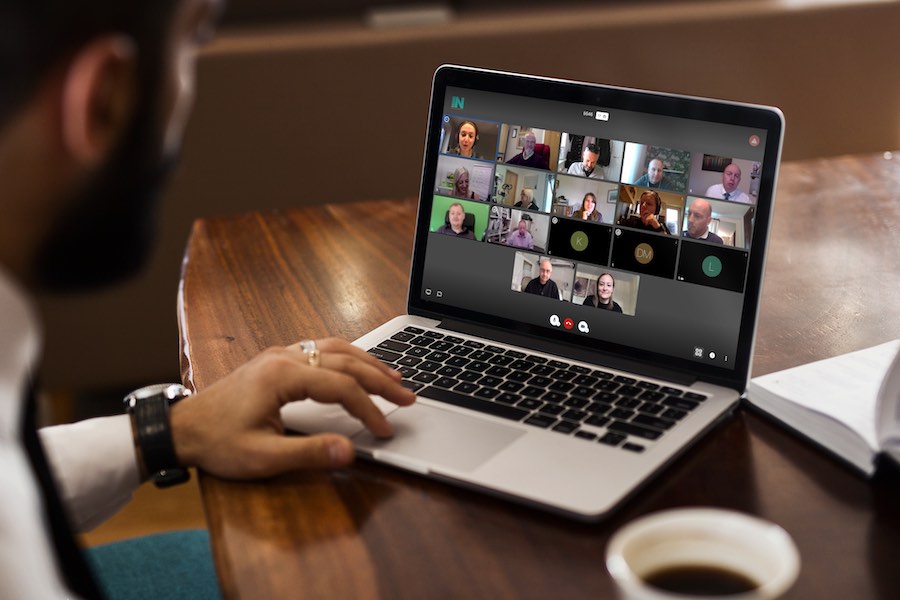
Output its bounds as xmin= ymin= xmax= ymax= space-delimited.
xmin=438 ymin=318 xmax=696 ymax=387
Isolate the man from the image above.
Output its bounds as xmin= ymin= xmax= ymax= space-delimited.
xmin=507 ymin=132 xmax=549 ymax=169
xmin=706 ymin=162 xmax=751 ymax=203
xmin=683 ymin=198 xmax=724 ymax=244
xmin=436 ymin=202 xmax=475 ymax=239
xmin=506 ymin=219 xmax=534 ymax=249
xmin=523 ymin=259 xmax=560 ymax=299
xmin=617 ymin=191 xmax=671 ymax=235
xmin=567 ymin=144 xmax=601 ymax=178
xmin=632 ymin=158 xmax=675 ymax=190
xmin=0 ymin=1 xmax=415 ymax=597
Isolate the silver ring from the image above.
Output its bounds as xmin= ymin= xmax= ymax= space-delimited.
xmin=298 ymin=339 xmax=317 ymax=353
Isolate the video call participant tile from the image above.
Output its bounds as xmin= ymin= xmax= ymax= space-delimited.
xmin=677 ymin=242 xmax=749 ymax=293
xmin=546 ymin=216 xmax=612 ymax=265
xmin=609 ymin=228 xmax=679 ymax=279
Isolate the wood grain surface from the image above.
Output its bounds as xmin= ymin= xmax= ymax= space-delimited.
xmin=179 ymin=153 xmax=900 ymax=599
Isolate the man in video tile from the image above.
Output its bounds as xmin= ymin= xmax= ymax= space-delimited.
xmin=507 ymin=132 xmax=549 ymax=170
xmin=632 ymin=158 xmax=674 ymax=190
xmin=706 ymin=163 xmax=751 ymax=203
xmin=524 ymin=258 xmax=560 ymax=298
xmin=567 ymin=144 xmax=602 ymax=179
xmin=683 ymin=199 xmax=724 ymax=244
xmin=617 ymin=191 xmax=670 ymax=234
xmin=506 ymin=218 xmax=535 ymax=249
xmin=435 ymin=202 xmax=475 ymax=239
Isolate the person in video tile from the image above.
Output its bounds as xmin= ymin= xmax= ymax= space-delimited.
xmin=452 ymin=166 xmax=473 ymax=198
xmin=435 ymin=202 xmax=475 ymax=239
xmin=572 ymin=192 xmax=602 ymax=222
xmin=706 ymin=162 xmax=751 ymax=203
xmin=514 ymin=188 xmax=539 ymax=210
xmin=683 ymin=198 xmax=723 ymax=244
xmin=523 ymin=258 xmax=560 ymax=298
xmin=617 ymin=190 xmax=670 ymax=234
xmin=507 ymin=132 xmax=549 ymax=169
xmin=567 ymin=143 xmax=602 ymax=179
xmin=633 ymin=158 xmax=675 ymax=190
xmin=582 ymin=273 xmax=623 ymax=312
xmin=506 ymin=218 xmax=535 ymax=249
xmin=447 ymin=120 xmax=483 ymax=159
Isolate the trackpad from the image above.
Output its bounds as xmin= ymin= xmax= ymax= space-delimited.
xmin=353 ymin=403 xmax=525 ymax=473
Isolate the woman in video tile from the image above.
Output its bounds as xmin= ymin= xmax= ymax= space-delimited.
xmin=447 ymin=120 xmax=483 ymax=159
xmin=617 ymin=190 xmax=670 ymax=234
xmin=573 ymin=192 xmax=602 ymax=223
xmin=514 ymin=188 xmax=539 ymax=210
xmin=583 ymin=273 xmax=623 ymax=312
xmin=452 ymin=167 xmax=474 ymax=199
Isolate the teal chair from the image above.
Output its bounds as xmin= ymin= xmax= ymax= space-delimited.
xmin=87 ymin=529 xmax=221 ymax=600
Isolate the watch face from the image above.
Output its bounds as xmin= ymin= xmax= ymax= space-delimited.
xmin=124 ymin=383 xmax=192 ymax=408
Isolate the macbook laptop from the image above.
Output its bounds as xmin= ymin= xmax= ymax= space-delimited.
xmin=281 ymin=65 xmax=784 ymax=520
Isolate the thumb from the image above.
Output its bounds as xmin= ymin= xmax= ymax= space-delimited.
xmin=270 ymin=433 xmax=356 ymax=471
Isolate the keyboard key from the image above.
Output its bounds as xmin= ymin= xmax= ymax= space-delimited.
xmin=633 ymin=414 xmax=677 ymax=430
xmin=489 ymin=355 xmax=514 ymax=367
xmin=508 ymin=371 xmax=532 ymax=383
xmin=526 ymin=354 xmax=548 ymax=364
xmin=403 ymin=326 xmax=424 ymax=334
xmin=453 ymin=382 xmax=479 ymax=394
xmin=553 ymin=421 xmax=579 ymax=434
xmin=639 ymin=390 xmax=665 ymax=402
xmin=592 ymin=369 xmax=614 ymax=380
xmin=599 ymin=432 xmax=626 ymax=446
xmin=412 ymin=372 xmax=438 ymax=383
xmin=448 ymin=346 xmax=473 ymax=357
xmin=585 ymin=415 xmax=610 ymax=428
xmin=549 ymin=381 xmax=574 ymax=393
xmin=469 ymin=351 xmax=494 ymax=361
xmin=409 ymin=335 xmax=434 ymax=347
xmin=436 ymin=366 xmax=461 ymax=377
xmin=477 ymin=375 xmax=503 ymax=388
xmin=662 ymin=408 xmax=688 ymax=421
xmin=509 ymin=359 xmax=534 ymax=370
xmin=446 ymin=356 xmax=471 ymax=368
xmin=433 ymin=377 xmax=458 ymax=389
xmin=530 ymin=364 xmax=555 ymax=376
xmin=564 ymin=397 xmax=589 ymax=409
xmin=524 ymin=414 xmax=556 ymax=429
xmin=597 ymin=380 xmax=620 ymax=391
xmin=418 ymin=361 xmax=442 ymax=372
xmin=398 ymin=356 xmax=423 ymax=367
xmin=660 ymin=386 xmax=682 ymax=396
xmin=458 ymin=371 xmax=482 ymax=383
xmin=547 ymin=360 xmax=569 ymax=369
xmin=529 ymin=375 xmax=552 ymax=387
xmin=425 ymin=351 xmax=450 ymax=362
xmin=520 ymin=386 xmax=544 ymax=398
xmin=517 ymin=398 xmax=542 ymax=411
xmin=593 ymin=391 xmax=617 ymax=403
xmin=608 ymin=421 xmax=663 ymax=440
xmin=573 ymin=374 xmax=598 ymax=386
xmin=618 ymin=385 xmax=641 ymax=397
xmin=379 ymin=339 xmax=411 ymax=353
xmin=407 ymin=346 xmax=430 ymax=358
xmin=402 ymin=380 xmax=425 ymax=392
xmin=429 ymin=341 xmax=453 ymax=352
xmin=496 ymin=393 xmax=520 ymax=405
xmin=486 ymin=366 xmax=511 ymax=378
xmin=615 ymin=397 xmax=641 ymax=410
xmin=683 ymin=392 xmax=707 ymax=401
xmin=423 ymin=331 xmax=444 ymax=339
xmin=622 ymin=443 xmax=645 ymax=453
xmin=614 ymin=375 xmax=636 ymax=385
xmin=505 ymin=349 xmax=526 ymax=359
xmin=551 ymin=369 xmax=577 ymax=381
xmin=463 ymin=340 xmax=485 ymax=348
xmin=397 ymin=366 xmax=417 ymax=378
xmin=475 ymin=387 xmax=501 ymax=400
xmin=637 ymin=381 xmax=660 ymax=390
xmin=541 ymin=391 xmax=567 ymax=403
xmin=662 ymin=397 xmax=699 ymax=411
xmin=586 ymin=401 xmax=611 ymax=415
xmin=499 ymin=381 xmax=524 ymax=393
xmin=610 ymin=408 xmax=635 ymax=420
xmin=465 ymin=361 xmax=491 ymax=372
xmin=637 ymin=402 xmax=664 ymax=415
xmin=369 ymin=348 xmax=402 ymax=363
xmin=568 ymin=365 xmax=591 ymax=374
xmin=485 ymin=345 xmax=506 ymax=354
xmin=419 ymin=387 xmax=529 ymax=421
xmin=540 ymin=404 xmax=565 ymax=416
xmin=444 ymin=335 xmax=464 ymax=344
xmin=575 ymin=431 xmax=597 ymax=441
xmin=571 ymin=386 xmax=595 ymax=398
xmin=561 ymin=409 xmax=588 ymax=422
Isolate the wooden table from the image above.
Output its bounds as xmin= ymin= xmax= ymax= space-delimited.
xmin=179 ymin=152 xmax=900 ymax=599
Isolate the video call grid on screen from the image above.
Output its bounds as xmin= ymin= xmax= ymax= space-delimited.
xmin=418 ymin=83 xmax=774 ymax=367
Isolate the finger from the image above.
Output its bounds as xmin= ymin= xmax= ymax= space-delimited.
xmin=314 ymin=337 xmax=401 ymax=379
xmin=316 ymin=352 xmax=416 ymax=407
xmin=251 ymin=432 xmax=356 ymax=474
xmin=276 ymin=363 xmax=396 ymax=438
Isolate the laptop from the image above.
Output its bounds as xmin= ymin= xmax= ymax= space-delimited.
xmin=281 ymin=65 xmax=784 ymax=520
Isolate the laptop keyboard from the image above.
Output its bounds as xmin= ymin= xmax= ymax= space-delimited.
xmin=368 ymin=326 xmax=707 ymax=453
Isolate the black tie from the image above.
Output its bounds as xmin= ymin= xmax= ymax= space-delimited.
xmin=21 ymin=378 xmax=104 ymax=599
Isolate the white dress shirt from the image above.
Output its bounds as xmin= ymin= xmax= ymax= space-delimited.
xmin=1 ymin=268 xmax=141 ymax=598
xmin=705 ymin=183 xmax=752 ymax=204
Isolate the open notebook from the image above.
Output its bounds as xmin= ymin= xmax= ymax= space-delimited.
xmin=282 ymin=65 xmax=784 ymax=520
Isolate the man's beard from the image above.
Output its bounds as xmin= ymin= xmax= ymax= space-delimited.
xmin=34 ymin=100 xmax=176 ymax=293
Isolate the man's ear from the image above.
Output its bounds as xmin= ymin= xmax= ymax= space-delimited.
xmin=60 ymin=35 xmax=138 ymax=166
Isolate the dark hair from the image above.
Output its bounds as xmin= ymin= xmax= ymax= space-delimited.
xmin=582 ymin=192 xmax=597 ymax=210
xmin=596 ymin=272 xmax=616 ymax=310
xmin=458 ymin=120 xmax=479 ymax=140
xmin=0 ymin=0 xmax=179 ymax=129
xmin=584 ymin=143 xmax=600 ymax=156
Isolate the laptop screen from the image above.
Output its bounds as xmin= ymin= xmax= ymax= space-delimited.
xmin=409 ymin=66 xmax=783 ymax=390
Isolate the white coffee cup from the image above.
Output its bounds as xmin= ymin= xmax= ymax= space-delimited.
xmin=606 ymin=508 xmax=800 ymax=600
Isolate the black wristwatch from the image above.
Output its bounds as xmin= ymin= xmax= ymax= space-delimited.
xmin=124 ymin=383 xmax=192 ymax=488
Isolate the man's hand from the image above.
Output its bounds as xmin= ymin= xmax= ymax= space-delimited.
xmin=169 ymin=338 xmax=415 ymax=479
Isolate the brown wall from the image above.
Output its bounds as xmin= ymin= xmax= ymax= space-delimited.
xmin=37 ymin=0 xmax=900 ymax=391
